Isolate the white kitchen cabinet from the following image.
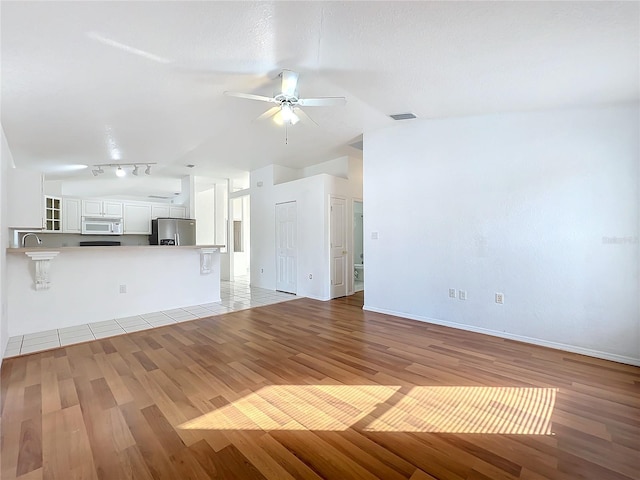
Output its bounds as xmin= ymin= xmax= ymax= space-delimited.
xmin=62 ymin=197 xmax=82 ymax=233
xmin=82 ymin=199 xmax=103 ymax=216
xmin=44 ymin=196 xmax=62 ymax=232
xmin=82 ymin=199 xmax=123 ymax=218
xmin=104 ymin=201 xmax=124 ymax=217
xmin=7 ymin=168 xmax=44 ymax=229
xmin=169 ymin=206 xmax=187 ymax=218
xmin=124 ymin=203 xmax=152 ymax=234
xmin=151 ymin=204 xmax=186 ymax=219
xmin=151 ymin=205 xmax=170 ymax=219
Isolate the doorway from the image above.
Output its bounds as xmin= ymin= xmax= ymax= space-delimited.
xmin=232 ymin=195 xmax=250 ymax=281
xmin=353 ymin=200 xmax=364 ymax=292
xmin=275 ymin=201 xmax=297 ymax=294
xmin=330 ymin=196 xmax=348 ymax=298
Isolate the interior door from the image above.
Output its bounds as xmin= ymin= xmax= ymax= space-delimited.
xmin=330 ymin=196 xmax=348 ymax=298
xmin=276 ymin=201 xmax=297 ymax=294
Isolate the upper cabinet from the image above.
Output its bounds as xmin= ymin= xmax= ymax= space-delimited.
xmin=82 ymin=199 xmax=123 ymax=218
xmin=8 ymin=182 xmax=187 ymax=235
xmin=44 ymin=196 xmax=62 ymax=232
xmin=151 ymin=204 xmax=170 ymax=219
xmin=151 ymin=205 xmax=187 ymax=219
xmin=62 ymin=197 xmax=82 ymax=233
xmin=7 ymin=169 xmax=44 ymax=229
xmin=123 ymin=203 xmax=152 ymax=234
xmin=170 ymin=206 xmax=187 ymax=218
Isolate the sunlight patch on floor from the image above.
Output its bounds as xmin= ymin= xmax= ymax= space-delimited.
xmin=178 ymin=385 xmax=557 ymax=435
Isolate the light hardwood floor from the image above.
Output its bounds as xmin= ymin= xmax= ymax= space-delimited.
xmin=1 ymin=292 xmax=639 ymax=479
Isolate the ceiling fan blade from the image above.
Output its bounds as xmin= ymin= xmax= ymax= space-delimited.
xmin=297 ymin=97 xmax=347 ymax=107
xmin=280 ymin=70 xmax=299 ymax=97
xmin=224 ymin=91 xmax=275 ymax=103
xmin=256 ymin=106 xmax=281 ymax=121
xmin=272 ymin=110 xmax=285 ymax=126
xmin=295 ymin=108 xmax=319 ymax=126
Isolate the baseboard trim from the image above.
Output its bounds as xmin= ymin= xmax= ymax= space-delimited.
xmin=303 ymin=294 xmax=331 ymax=302
xmin=363 ymin=305 xmax=640 ymax=367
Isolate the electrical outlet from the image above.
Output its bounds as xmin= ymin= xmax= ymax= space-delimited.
xmin=309 ymin=274 xmax=313 ymax=279
xmin=458 ymin=290 xmax=467 ymax=300
xmin=119 ymin=284 xmax=127 ymax=294
xmin=449 ymin=288 xmax=456 ymax=298
xmin=495 ymin=292 xmax=504 ymax=304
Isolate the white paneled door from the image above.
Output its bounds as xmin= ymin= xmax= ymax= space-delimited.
xmin=276 ymin=201 xmax=297 ymax=294
xmin=330 ymin=196 xmax=348 ymax=298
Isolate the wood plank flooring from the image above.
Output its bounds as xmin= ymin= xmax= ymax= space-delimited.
xmin=1 ymin=292 xmax=639 ymax=479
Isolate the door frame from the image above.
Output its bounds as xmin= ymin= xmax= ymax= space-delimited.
xmin=329 ymin=195 xmax=348 ymax=299
xmin=351 ymin=197 xmax=363 ymax=295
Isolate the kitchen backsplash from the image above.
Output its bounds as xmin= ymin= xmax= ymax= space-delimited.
xmin=16 ymin=232 xmax=150 ymax=248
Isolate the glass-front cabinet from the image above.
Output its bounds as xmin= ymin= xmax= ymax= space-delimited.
xmin=44 ymin=196 xmax=62 ymax=232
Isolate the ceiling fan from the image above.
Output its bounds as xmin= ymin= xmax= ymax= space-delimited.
xmin=224 ymin=70 xmax=346 ymax=126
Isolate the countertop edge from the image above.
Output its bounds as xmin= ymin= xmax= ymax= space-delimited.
xmin=7 ymin=245 xmax=225 ymax=253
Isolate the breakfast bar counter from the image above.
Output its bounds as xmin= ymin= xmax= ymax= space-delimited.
xmin=7 ymin=244 xmax=224 ymax=253
xmin=6 ymin=245 xmax=225 ymax=336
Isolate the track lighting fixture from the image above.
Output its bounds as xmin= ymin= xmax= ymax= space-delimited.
xmin=91 ymin=166 xmax=104 ymax=176
xmin=91 ymin=163 xmax=156 ymax=177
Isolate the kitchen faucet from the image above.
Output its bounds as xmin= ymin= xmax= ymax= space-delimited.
xmin=21 ymin=233 xmax=42 ymax=247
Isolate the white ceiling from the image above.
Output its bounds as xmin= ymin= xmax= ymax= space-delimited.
xmin=2 ymin=1 xmax=638 ymax=197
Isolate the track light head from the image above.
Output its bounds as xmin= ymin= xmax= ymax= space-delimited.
xmin=92 ymin=163 xmax=153 ymax=177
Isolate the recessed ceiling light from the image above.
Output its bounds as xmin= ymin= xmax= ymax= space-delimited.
xmin=389 ymin=113 xmax=417 ymax=121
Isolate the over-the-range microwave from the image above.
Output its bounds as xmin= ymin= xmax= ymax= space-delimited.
xmin=81 ymin=217 xmax=123 ymax=235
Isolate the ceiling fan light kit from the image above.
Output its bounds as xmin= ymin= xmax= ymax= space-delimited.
xmin=91 ymin=163 xmax=156 ymax=177
xmin=224 ymin=69 xmax=346 ymax=130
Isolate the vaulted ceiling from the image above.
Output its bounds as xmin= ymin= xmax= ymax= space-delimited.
xmin=1 ymin=1 xmax=638 ymax=196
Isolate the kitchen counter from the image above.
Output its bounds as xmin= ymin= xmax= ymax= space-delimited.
xmin=7 ymin=244 xmax=225 ymax=253
xmin=6 ymin=244 xmax=224 ymax=336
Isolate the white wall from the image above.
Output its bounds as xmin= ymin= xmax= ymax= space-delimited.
xmin=196 ymin=187 xmax=215 ymax=245
xmin=7 ymin=248 xmax=221 ymax=336
xmin=250 ymin=163 xmax=363 ymax=300
xmin=250 ymin=166 xmax=328 ymax=299
xmin=364 ymin=103 xmax=639 ymax=365
xmin=0 ymin=126 xmax=14 ymax=359
xmin=303 ymin=156 xmax=350 ymax=179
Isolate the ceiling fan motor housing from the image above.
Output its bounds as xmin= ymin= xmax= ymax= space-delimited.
xmin=274 ymin=93 xmax=299 ymax=105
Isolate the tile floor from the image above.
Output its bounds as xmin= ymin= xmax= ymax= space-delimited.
xmin=4 ymin=278 xmax=296 ymax=358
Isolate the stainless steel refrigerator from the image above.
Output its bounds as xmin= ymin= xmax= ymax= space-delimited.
xmin=150 ymin=218 xmax=196 ymax=246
